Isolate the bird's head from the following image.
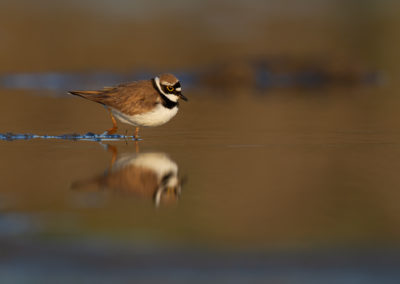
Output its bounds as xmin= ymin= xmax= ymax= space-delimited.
xmin=154 ymin=73 xmax=188 ymax=102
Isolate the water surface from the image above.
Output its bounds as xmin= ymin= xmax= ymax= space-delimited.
xmin=1 ymin=84 xmax=400 ymax=250
xmin=2 ymin=0 xmax=400 ymax=282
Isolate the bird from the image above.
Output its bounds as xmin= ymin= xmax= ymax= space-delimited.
xmin=72 ymin=147 xmax=182 ymax=207
xmin=69 ymin=73 xmax=187 ymax=137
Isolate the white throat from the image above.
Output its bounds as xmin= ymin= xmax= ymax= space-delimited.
xmin=154 ymin=77 xmax=179 ymax=103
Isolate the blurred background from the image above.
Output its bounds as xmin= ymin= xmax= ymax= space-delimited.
xmin=1 ymin=0 xmax=399 ymax=75
xmin=1 ymin=0 xmax=400 ymax=283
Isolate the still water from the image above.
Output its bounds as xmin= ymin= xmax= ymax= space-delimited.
xmin=1 ymin=79 xmax=400 ymax=281
xmin=3 ymin=0 xmax=400 ymax=281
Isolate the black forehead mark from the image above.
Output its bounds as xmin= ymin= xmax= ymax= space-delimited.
xmin=173 ymin=82 xmax=181 ymax=88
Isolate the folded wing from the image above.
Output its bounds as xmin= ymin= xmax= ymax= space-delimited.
xmin=69 ymin=80 xmax=160 ymax=115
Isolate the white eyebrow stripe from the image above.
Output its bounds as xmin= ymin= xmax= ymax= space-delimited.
xmin=175 ymin=87 xmax=181 ymax=91
xmin=154 ymin=77 xmax=167 ymax=96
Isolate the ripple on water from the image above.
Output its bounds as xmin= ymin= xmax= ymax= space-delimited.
xmin=0 ymin=132 xmax=139 ymax=141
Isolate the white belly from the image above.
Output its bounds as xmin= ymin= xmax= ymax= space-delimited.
xmin=110 ymin=104 xmax=178 ymax=127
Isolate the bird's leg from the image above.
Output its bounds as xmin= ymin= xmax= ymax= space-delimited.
xmin=106 ymin=109 xmax=118 ymax=135
xmin=134 ymin=127 xmax=140 ymax=153
xmin=134 ymin=127 xmax=140 ymax=138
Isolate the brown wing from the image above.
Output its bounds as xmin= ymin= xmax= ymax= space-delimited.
xmin=71 ymin=165 xmax=159 ymax=198
xmin=69 ymin=80 xmax=160 ymax=115
xmin=102 ymin=165 xmax=159 ymax=196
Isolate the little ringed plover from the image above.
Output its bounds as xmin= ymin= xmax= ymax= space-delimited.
xmin=69 ymin=73 xmax=187 ymax=137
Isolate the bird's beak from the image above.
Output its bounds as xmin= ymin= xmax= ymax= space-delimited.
xmin=178 ymin=92 xmax=188 ymax=101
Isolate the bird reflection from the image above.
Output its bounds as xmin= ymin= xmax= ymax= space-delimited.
xmin=72 ymin=145 xmax=183 ymax=207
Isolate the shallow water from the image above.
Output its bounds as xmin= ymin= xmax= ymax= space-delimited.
xmin=3 ymin=0 xmax=400 ymax=282
xmin=2 ymin=80 xmax=400 ymax=281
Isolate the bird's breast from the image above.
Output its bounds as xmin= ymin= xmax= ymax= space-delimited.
xmin=111 ymin=104 xmax=178 ymax=127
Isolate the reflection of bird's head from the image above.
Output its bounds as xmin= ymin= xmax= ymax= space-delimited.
xmin=125 ymin=152 xmax=181 ymax=207
xmin=153 ymin=171 xmax=182 ymax=207
xmin=109 ymin=152 xmax=182 ymax=206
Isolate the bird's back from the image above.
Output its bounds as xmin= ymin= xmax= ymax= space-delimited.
xmin=69 ymin=80 xmax=161 ymax=115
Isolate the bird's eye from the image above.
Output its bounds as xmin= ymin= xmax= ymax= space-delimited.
xmin=166 ymin=86 xmax=174 ymax=92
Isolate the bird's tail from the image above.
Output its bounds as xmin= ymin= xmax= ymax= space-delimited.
xmin=68 ymin=90 xmax=110 ymax=105
xmin=69 ymin=90 xmax=101 ymax=99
